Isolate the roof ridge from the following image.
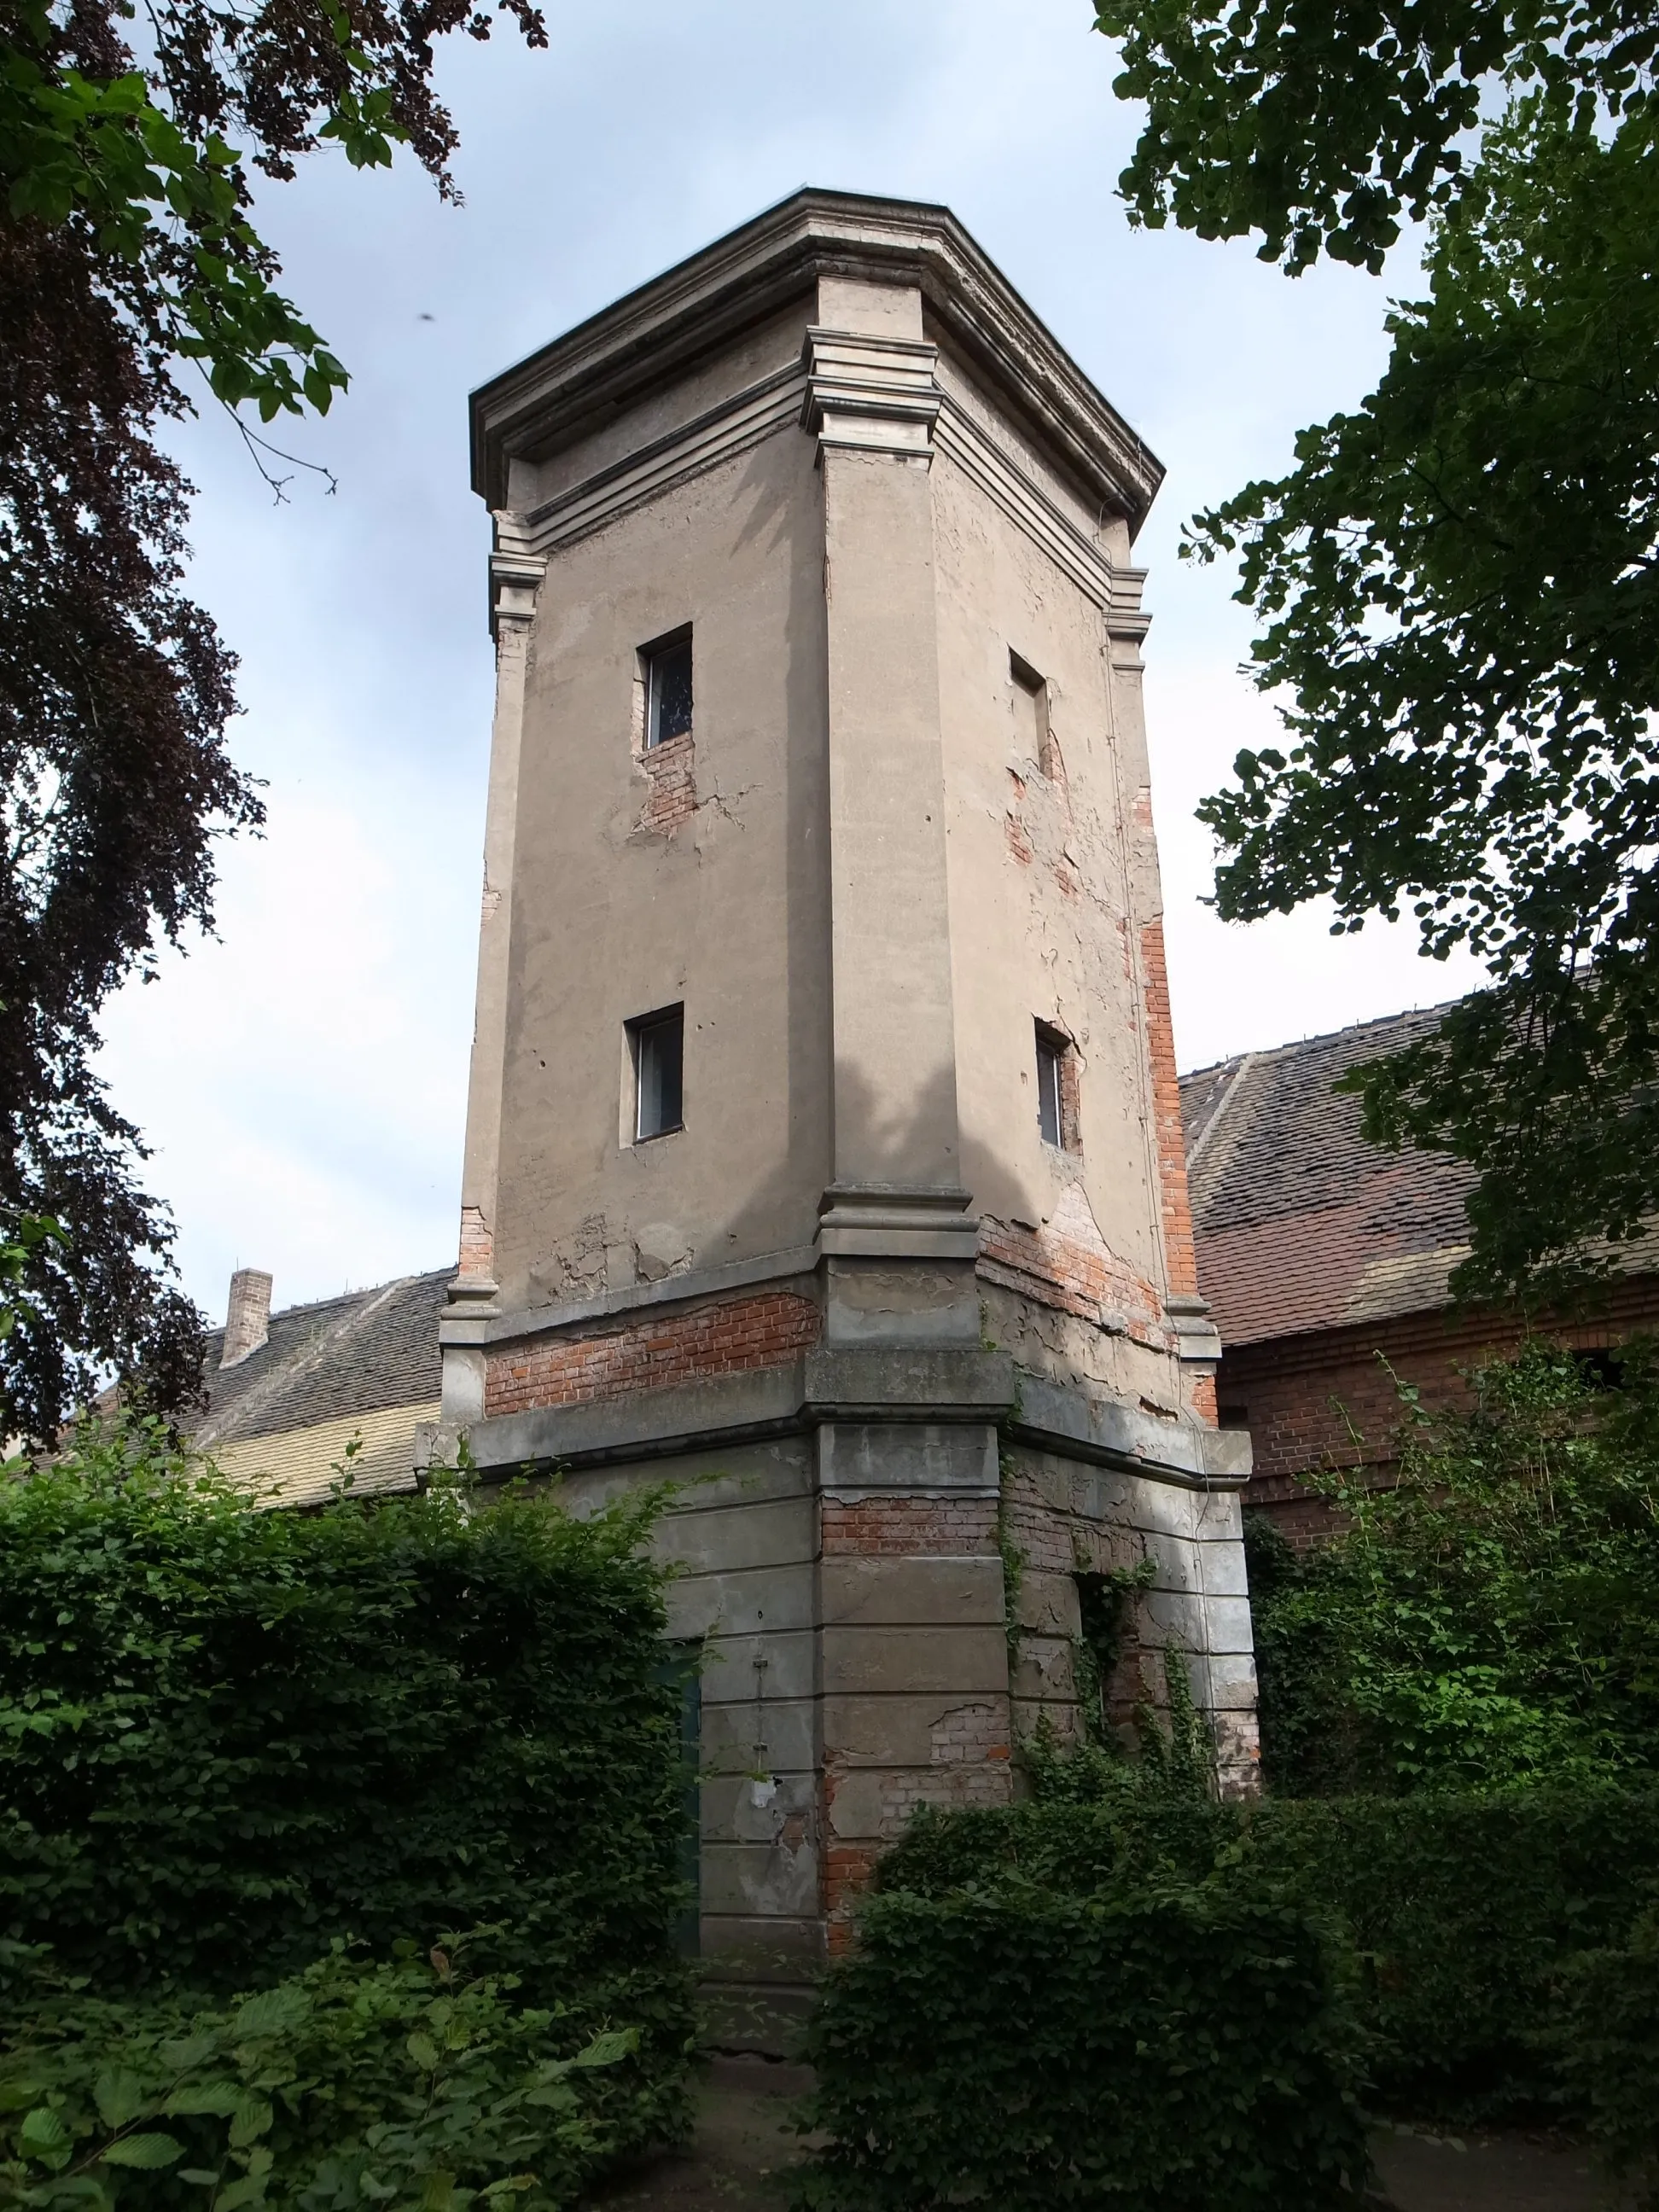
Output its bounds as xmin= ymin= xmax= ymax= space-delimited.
xmin=1186 ymin=1051 xmax=1256 ymax=1173
xmin=1179 ymin=994 xmax=1466 ymax=1086
xmin=205 ymin=1265 xmax=454 ymax=1344
xmin=196 ymin=1274 xmax=422 ymax=1452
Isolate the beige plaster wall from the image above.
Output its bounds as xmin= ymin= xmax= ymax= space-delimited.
xmin=494 ymin=423 xmax=831 ymax=1313
xmin=926 ymin=335 xmax=1132 ymax=564
xmin=929 ymin=352 xmax=1175 ymax=1362
xmin=512 ymin=306 xmax=812 ymax=512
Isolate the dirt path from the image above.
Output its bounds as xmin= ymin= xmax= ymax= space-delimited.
xmin=588 ymin=2065 xmax=1633 ymax=2211
xmin=1371 ymin=2124 xmax=1633 ymax=2211
xmin=586 ymin=2059 xmax=805 ymax=2212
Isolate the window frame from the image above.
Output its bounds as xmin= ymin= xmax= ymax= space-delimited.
xmin=643 ymin=626 xmax=694 ymax=751
xmin=628 ymin=1003 xmax=685 ymax=1143
xmin=1034 ymin=1019 xmax=1079 ymax=1153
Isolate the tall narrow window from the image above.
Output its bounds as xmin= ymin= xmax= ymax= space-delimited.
xmin=1010 ymin=649 xmax=1052 ymax=775
xmin=1034 ymin=1020 xmax=1077 ymax=1151
xmin=1035 ymin=1028 xmax=1062 ymax=1147
xmin=631 ymin=1005 xmax=684 ymax=1140
xmin=645 ymin=629 xmax=693 ymax=748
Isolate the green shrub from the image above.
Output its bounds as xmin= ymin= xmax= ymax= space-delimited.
xmin=874 ymin=1761 xmax=1659 ymax=2126
xmin=791 ymin=1882 xmax=1368 ymax=2212
xmin=1556 ymin=1903 xmax=1659 ymax=2210
xmin=877 ymin=1755 xmax=1229 ymax=1901
xmin=1246 ymin=1344 xmax=1659 ymax=1795
xmin=0 ymin=1419 xmax=691 ymax=2039
xmin=0 ymin=1932 xmax=684 ymax=2211
xmin=1243 ymin=1784 xmax=1659 ymax=2117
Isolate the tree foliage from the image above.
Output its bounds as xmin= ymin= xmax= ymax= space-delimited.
xmin=0 ymin=0 xmax=544 ymax=1439
xmin=0 ymin=1424 xmax=696 ymax=2209
xmin=1093 ymin=0 xmax=1659 ymax=1296
xmin=1096 ymin=0 xmax=1659 ymax=273
xmin=1246 ymin=1345 xmax=1659 ymax=1795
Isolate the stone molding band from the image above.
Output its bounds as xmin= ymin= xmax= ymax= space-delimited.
xmin=417 ymin=1348 xmax=1250 ymax=1493
xmin=491 ymin=342 xmax=1148 ymax=641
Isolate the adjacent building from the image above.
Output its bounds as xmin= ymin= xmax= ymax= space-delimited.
xmin=1181 ymin=1004 xmax=1659 ymax=1544
xmin=191 ymin=1266 xmax=445 ymax=1508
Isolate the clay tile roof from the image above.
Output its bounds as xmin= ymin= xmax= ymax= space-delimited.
xmin=1179 ymin=1004 xmax=1476 ymax=1349
xmin=193 ymin=1269 xmax=449 ymax=1454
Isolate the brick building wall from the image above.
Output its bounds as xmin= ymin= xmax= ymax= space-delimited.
xmin=1224 ymin=1278 xmax=1659 ymax=1546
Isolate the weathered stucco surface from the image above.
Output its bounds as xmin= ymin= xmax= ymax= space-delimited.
xmin=494 ymin=420 xmax=830 ymax=1313
xmin=444 ymin=190 xmax=1259 ymax=2047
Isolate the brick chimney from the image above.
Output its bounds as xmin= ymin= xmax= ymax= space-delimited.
xmin=220 ymin=1268 xmax=272 ymax=1369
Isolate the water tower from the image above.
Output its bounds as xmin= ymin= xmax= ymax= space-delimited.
xmin=436 ymin=190 xmax=1256 ymax=2046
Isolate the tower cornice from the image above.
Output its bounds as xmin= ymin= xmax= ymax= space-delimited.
xmin=469 ymin=188 xmax=1164 ymax=536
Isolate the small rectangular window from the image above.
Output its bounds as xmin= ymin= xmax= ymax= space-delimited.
xmin=1010 ymin=649 xmax=1052 ymax=776
xmin=631 ymin=1005 xmax=684 ymax=1140
xmin=645 ymin=630 xmax=693 ymax=748
xmin=1035 ymin=1020 xmax=1078 ymax=1151
xmin=1036 ymin=1030 xmax=1062 ymax=1147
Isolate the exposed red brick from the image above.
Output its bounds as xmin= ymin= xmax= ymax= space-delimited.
xmin=635 ymin=731 xmax=696 ymax=836
xmin=824 ymin=1840 xmax=878 ymax=1944
xmin=1139 ymin=917 xmax=1199 ymax=1300
xmin=484 ymin=1289 xmax=820 ymax=1419
xmin=977 ymin=1214 xmax=1166 ymax=1342
xmin=1224 ymin=1282 xmax=1659 ymax=1545
xmin=457 ymin=1204 xmax=492 ymax=1283
xmin=820 ymin=1496 xmax=998 ymax=1555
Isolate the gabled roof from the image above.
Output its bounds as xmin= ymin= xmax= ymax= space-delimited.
xmin=191 ymin=1271 xmax=447 ymax=1504
xmin=1179 ymin=1005 xmax=1477 ymax=1350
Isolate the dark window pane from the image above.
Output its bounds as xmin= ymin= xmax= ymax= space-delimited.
xmin=636 ymin=1009 xmax=684 ymax=1139
xmin=649 ymin=637 xmax=693 ymax=746
xmin=1036 ymin=1033 xmax=1062 ymax=1147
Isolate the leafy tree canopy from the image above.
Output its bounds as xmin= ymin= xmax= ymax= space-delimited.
xmin=0 ymin=0 xmax=543 ymax=1440
xmin=1094 ymin=0 xmax=1659 ymax=1300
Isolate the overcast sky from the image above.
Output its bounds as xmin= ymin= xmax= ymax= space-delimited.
xmin=95 ymin=0 xmax=1485 ymax=1325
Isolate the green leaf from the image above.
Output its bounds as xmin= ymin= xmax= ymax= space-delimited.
xmin=93 ymin=2069 xmax=148 ymax=2131
xmin=572 ymin=2029 xmax=637 ymax=2068
xmin=522 ymin=2081 xmax=577 ymax=2111
xmin=227 ymin=2098 xmax=273 ymax=2148
xmin=102 ymin=2131 xmax=184 ymax=2168
xmin=406 ymin=2033 xmax=441 ymax=2072
xmin=20 ymin=2104 xmax=71 ymax=2155
xmin=166 ymin=2081 xmax=242 ymax=2119
xmin=233 ymin=1988 xmax=307 ymax=2040
xmin=214 ymin=2174 xmax=271 ymax=2211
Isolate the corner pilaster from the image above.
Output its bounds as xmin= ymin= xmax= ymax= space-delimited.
xmin=444 ymin=522 xmax=545 ymax=1423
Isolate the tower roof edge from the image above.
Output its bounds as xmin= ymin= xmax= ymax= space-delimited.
xmin=469 ymin=186 xmax=1165 ymax=535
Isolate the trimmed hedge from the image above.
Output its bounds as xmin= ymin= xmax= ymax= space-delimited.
xmin=1245 ymin=1786 xmax=1659 ymax=2115
xmin=793 ymin=1881 xmax=1368 ymax=2212
xmin=873 ymin=1772 xmax=1659 ymax=2124
xmin=0 ymin=1423 xmax=695 ymax=2068
xmin=1557 ymin=1904 xmax=1659 ymax=2209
